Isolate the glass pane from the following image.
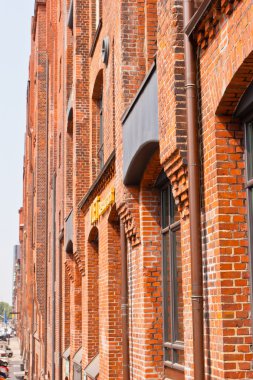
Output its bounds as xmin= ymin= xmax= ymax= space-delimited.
xmin=174 ymin=349 xmax=184 ymax=366
xmin=174 ymin=228 xmax=184 ymax=344
xmin=170 ymin=187 xmax=180 ymax=224
xmin=246 ymin=122 xmax=253 ymax=180
xmin=163 ymin=233 xmax=171 ymax=344
xmin=162 ymin=188 xmax=169 ymax=228
xmin=165 ymin=347 xmax=172 ymax=363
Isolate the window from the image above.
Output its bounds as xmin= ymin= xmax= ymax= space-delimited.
xmin=67 ymin=0 xmax=73 ymax=30
xmin=96 ymin=0 xmax=100 ymax=29
xmin=58 ymin=133 xmax=62 ymax=168
xmin=161 ymin=184 xmax=184 ymax=372
xmin=245 ymin=122 xmax=253 ymax=309
xmin=98 ymin=95 xmax=104 ymax=169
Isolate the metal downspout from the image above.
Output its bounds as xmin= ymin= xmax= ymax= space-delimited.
xmin=183 ymin=1 xmax=205 ymax=379
xmin=120 ymin=221 xmax=130 ymax=380
xmin=52 ymin=173 xmax=56 ymax=380
xmin=44 ymin=56 xmax=49 ymax=380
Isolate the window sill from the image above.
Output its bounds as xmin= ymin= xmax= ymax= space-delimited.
xmin=164 ymin=364 xmax=184 ymax=380
xmin=90 ymin=19 xmax=102 ymax=57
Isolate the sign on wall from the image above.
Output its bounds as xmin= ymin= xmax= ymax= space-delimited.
xmin=91 ymin=188 xmax=115 ymax=224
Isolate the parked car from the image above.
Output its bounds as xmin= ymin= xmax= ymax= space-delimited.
xmin=0 ymin=351 xmax=7 ymax=360
xmin=5 ymin=346 xmax=12 ymax=358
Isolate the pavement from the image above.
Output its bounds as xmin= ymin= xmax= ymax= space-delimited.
xmin=6 ymin=338 xmax=23 ymax=380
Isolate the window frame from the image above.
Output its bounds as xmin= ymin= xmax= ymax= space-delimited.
xmin=161 ymin=183 xmax=184 ymax=375
xmin=245 ymin=120 xmax=253 ymax=332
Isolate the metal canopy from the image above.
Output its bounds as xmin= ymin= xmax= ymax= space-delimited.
xmin=62 ymin=346 xmax=70 ymax=360
xmin=73 ymin=347 xmax=82 ymax=365
xmin=84 ymin=354 xmax=99 ymax=380
xmin=65 ymin=210 xmax=73 ymax=254
xmin=123 ymin=63 xmax=159 ymax=185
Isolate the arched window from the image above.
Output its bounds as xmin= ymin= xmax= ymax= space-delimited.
xmin=92 ymin=70 xmax=103 ymax=178
xmin=98 ymin=95 xmax=104 ymax=169
xmin=161 ymin=180 xmax=184 ymax=375
xmin=92 ymin=0 xmax=102 ymax=35
xmin=235 ymin=82 xmax=253 ymax=332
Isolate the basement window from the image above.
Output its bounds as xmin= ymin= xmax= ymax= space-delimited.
xmin=161 ymin=184 xmax=184 ymax=376
xmin=67 ymin=0 xmax=73 ymax=30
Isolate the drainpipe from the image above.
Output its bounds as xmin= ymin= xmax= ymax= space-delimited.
xmin=183 ymin=1 xmax=205 ymax=379
xmin=44 ymin=56 xmax=49 ymax=380
xmin=59 ymin=239 xmax=63 ymax=380
xmin=120 ymin=221 xmax=130 ymax=380
xmin=52 ymin=173 xmax=56 ymax=380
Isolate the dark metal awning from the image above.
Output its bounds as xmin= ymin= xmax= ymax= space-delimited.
xmin=122 ymin=63 xmax=159 ymax=185
xmin=62 ymin=346 xmax=70 ymax=360
xmin=73 ymin=347 xmax=82 ymax=366
xmin=65 ymin=210 xmax=73 ymax=254
xmin=84 ymin=354 xmax=99 ymax=380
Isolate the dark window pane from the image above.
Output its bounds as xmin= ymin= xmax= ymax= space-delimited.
xmin=246 ymin=122 xmax=253 ymax=180
xmin=99 ymin=96 xmax=104 ymax=168
xmin=163 ymin=232 xmax=171 ymax=343
xmin=174 ymin=349 xmax=184 ymax=366
xmin=162 ymin=188 xmax=169 ymax=228
xmin=170 ymin=189 xmax=180 ymax=224
xmin=165 ymin=348 xmax=171 ymax=363
xmin=174 ymin=228 xmax=184 ymax=344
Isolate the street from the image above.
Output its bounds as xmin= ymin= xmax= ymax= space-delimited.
xmin=7 ymin=338 xmax=23 ymax=380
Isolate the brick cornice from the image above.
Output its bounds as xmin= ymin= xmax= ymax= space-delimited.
xmin=65 ymin=257 xmax=74 ymax=282
xmin=118 ymin=202 xmax=141 ymax=247
xmin=73 ymin=250 xmax=85 ymax=276
xmin=78 ymin=151 xmax=115 ymax=213
xmin=163 ymin=150 xmax=189 ymax=219
xmin=188 ymin=0 xmax=242 ymax=49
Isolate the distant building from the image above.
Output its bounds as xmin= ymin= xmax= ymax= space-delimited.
xmin=12 ymin=245 xmax=20 ymax=327
xmin=18 ymin=0 xmax=253 ymax=379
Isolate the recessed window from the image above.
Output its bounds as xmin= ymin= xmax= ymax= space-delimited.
xmin=161 ymin=184 xmax=184 ymax=372
xmin=98 ymin=95 xmax=104 ymax=169
xmin=96 ymin=0 xmax=100 ymax=29
xmin=58 ymin=133 xmax=62 ymax=168
xmin=245 ymin=122 xmax=253 ymax=303
xmin=92 ymin=0 xmax=102 ymax=34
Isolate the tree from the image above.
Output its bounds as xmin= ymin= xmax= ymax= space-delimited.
xmin=0 ymin=303 xmax=12 ymax=320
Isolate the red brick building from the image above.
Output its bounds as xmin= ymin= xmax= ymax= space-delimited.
xmin=17 ymin=0 xmax=253 ymax=379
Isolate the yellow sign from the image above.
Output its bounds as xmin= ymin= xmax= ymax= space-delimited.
xmin=91 ymin=188 xmax=115 ymax=224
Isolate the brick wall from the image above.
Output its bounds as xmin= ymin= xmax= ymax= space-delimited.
xmin=18 ymin=1 xmax=253 ymax=380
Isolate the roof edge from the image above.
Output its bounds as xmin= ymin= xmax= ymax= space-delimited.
xmin=184 ymin=0 xmax=213 ymax=37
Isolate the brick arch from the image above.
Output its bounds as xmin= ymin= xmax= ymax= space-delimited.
xmin=91 ymin=69 xmax=104 ymax=180
xmin=92 ymin=69 xmax=103 ymax=101
xmin=83 ymin=224 xmax=99 ymax=367
xmin=140 ymin=148 xmax=163 ymax=188
xmin=216 ymin=51 xmax=253 ymax=116
xmin=108 ymin=204 xmax=119 ymax=224
xmin=88 ymin=225 xmax=99 ymax=243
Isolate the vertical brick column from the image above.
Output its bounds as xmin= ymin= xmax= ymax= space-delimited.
xmin=82 ymin=229 xmax=99 ymax=368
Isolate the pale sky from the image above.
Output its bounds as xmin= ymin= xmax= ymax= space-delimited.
xmin=0 ymin=0 xmax=35 ymax=304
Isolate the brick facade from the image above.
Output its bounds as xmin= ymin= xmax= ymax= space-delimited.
xmin=17 ymin=0 xmax=253 ymax=379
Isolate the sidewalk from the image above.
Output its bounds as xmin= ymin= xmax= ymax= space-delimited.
xmin=7 ymin=338 xmax=24 ymax=380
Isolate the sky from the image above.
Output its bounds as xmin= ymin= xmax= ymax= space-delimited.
xmin=0 ymin=0 xmax=35 ymax=304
